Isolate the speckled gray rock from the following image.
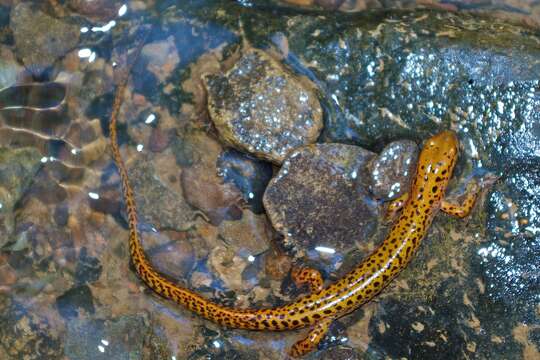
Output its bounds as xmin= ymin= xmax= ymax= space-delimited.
xmin=369 ymin=140 xmax=418 ymax=200
xmin=128 ymin=157 xmax=197 ymax=232
xmin=263 ymin=143 xmax=379 ymax=254
xmin=10 ymin=3 xmax=80 ymax=74
xmin=0 ymin=147 xmax=42 ymax=248
xmin=204 ymin=48 xmax=323 ymax=164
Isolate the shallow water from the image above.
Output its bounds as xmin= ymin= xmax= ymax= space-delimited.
xmin=0 ymin=1 xmax=539 ymax=360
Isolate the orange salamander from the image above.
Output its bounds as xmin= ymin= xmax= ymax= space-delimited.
xmin=109 ymin=72 xmax=481 ymax=356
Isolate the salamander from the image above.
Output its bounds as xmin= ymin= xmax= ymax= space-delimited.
xmin=109 ymin=73 xmax=480 ymax=356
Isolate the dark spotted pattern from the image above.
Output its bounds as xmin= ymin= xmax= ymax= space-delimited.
xmin=110 ymin=83 xmax=471 ymax=360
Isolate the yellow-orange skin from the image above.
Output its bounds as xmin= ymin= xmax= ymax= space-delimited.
xmin=110 ymin=84 xmax=461 ymax=359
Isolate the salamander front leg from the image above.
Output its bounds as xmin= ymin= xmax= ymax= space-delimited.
xmin=386 ymin=192 xmax=409 ymax=220
xmin=292 ymin=267 xmax=323 ymax=293
xmin=289 ymin=317 xmax=333 ymax=358
xmin=441 ymin=182 xmax=480 ymax=218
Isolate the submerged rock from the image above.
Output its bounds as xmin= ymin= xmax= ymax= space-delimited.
xmin=64 ymin=316 xmax=156 ymax=360
xmin=369 ymin=140 xmax=418 ymax=200
xmin=128 ymin=157 xmax=197 ymax=232
xmin=218 ymin=210 xmax=274 ymax=256
xmin=10 ymin=3 xmax=80 ymax=75
xmin=0 ymin=147 xmax=42 ymax=248
xmin=0 ymin=296 xmax=63 ymax=359
xmin=181 ymin=163 xmax=242 ymax=225
xmin=204 ymin=48 xmax=323 ymax=164
xmin=179 ymin=132 xmax=244 ymax=225
xmin=141 ymin=230 xmax=196 ymax=280
xmin=217 ymin=149 xmax=274 ymax=214
xmin=67 ymin=0 xmax=124 ymax=21
xmin=0 ymin=46 xmax=23 ymax=89
xmin=263 ymin=143 xmax=379 ymax=254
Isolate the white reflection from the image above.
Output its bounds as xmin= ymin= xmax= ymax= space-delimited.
xmin=78 ymin=48 xmax=92 ymax=58
xmin=80 ymin=27 xmax=89 ymax=33
xmin=136 ymin=144 xmax=144 ymax=152
xmin=247 ymin=255 xmax=255 ymax=262
xmin=315 ymin=246 xmax=335 ymax=254
xmin=92 ymin=21 xmax=116 ymax=33
xmin=212 ymin=340 xmax=221 ymax=348
xmin=88 ymin=192 xmax=100 ymax=200
xmin=118 ymin=4 xmax=128 ymax=17
xmin=145 ymin=114 xmax=156 ymax=124
xmin=98 ymin=345 xmax=105 ymax=352
xmin=101 ymin=339 xmax=109 ymax=346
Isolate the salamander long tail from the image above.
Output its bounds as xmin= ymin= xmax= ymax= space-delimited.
xmin=106 ymin=37 xmax=293 ymax=331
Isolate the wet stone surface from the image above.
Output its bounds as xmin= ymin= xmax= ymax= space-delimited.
xmin=481 ymin=167 xmax=540 ymax=310
xmin=263 ymin=143 xmax=379 ymax=255
xmin=204 ymin=47 xmax=323 ymax=164
xmin=0 ymin=147 xmax=42 ymax=248
xmin=369 ymin=140 xmax=418 ymax=200
xmin=10 ymin=3 xmax=80 ymax=75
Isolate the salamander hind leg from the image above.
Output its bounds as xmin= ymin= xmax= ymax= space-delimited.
xmin=291 ymin=267 xmax=323 ymax=293
xmin=289 ymin=317 xmax=333 ymax=358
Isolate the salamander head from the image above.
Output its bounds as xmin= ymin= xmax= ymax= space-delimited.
xmin=419 ymin=130 xmax=458 ymax=170
xmin=413 ymin=130 xmax=459 ymax=197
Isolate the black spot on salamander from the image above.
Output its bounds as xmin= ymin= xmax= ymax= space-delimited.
xmin=313 ymin=314 xmax=321 ymax=319
xmin=432 ymin=186 xmax=438 ymax=193
xmin=323 ymin=309 xmax=332 ymax=314
xmin=292 ymin=320 xmax=299 ymax=326
xmin=301 ymin=316 xmax=310 ymax=323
